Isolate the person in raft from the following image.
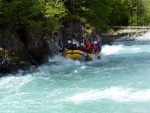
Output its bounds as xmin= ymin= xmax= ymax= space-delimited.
xmin=93 ymin=41 xmax=102 ymax=54
xmin=78 ymin=43 xmax=86 ymax=51
xmin=84 ymin=38 xmax=93 ymax=53
xmin=65 ymin=40 xmax=73 ymax=49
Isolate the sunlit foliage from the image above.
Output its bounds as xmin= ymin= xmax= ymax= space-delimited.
xmin=0 ymin=0 xmax=150 ymax=32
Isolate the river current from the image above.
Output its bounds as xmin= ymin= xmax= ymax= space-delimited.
xmin=0 ymin=36 xmax=150 ymax=113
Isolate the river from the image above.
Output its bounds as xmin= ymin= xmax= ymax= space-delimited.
xmin=0 ymin=37 xmax=150 ymax=113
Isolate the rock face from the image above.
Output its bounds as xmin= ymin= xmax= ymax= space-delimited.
xmin=57 ymin=19 xmax=104 ymax=49
xmin=0 ymin=27 xmax=50 ymax=73
xmin=58 ymin=19 xmax=84 ymax=47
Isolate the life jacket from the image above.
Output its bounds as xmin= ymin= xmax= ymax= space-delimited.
xmin=65 ymin=43 xmax=73 ymax=49
xmin=86 ymin=43 xmax=93 ymax=53
xmin=95 ymin=44 xmax=99 ymax=53
xmin=97 ymin=43 xmax=102 ymax=52
xmin=79 ymin=45 xmax=85 ymax=51
xmin=84 ymin=40 xmax=90 ymax=46
xmin=94 ymin=43 xmax=102 ymax=53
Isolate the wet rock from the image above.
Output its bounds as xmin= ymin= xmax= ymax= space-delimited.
xmin=0 ymin=27 xmax=50 ymax=74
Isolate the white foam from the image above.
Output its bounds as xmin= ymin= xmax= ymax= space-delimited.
xmin=102 ymin=45 xmax=123 ymax=55
xmin=73 ymin=70 xmax=78 ymax=73
xmin=48 ymin=55 xmax=81 ymax=65
xmin=101 ymin=41 xmax=150 ymax=56
xmin=67 ymin=87 xmax=150 ymax=103
xmin=0 ymin=75 xmax=33 ymax=92
xmin=48 ymin=55 xmax=67 ymax=63
xmin=80 ymin=66 xmax=86 ymax=69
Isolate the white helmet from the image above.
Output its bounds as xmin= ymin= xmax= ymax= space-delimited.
xmin=68 ymin=40 xmax=71 ymax=43
xmin=73 ymin=41 xmax=76 ymax=44
xmin=81 ymin=43 xmax=84 ymax=46
xmin=94 ymin=41 xmax=97 ymax=44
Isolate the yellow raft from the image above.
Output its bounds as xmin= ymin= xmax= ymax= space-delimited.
xmin=64 ymin=49 xmax=101 ymax=61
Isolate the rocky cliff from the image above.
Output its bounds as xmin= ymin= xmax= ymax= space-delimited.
xmin=0 ymin=26 xmax=51 ymax=74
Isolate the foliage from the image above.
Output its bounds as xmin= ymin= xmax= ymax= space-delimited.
xmin=109 ymin=0 xmax=150 ymax=26
xmin=109 ymin=0 xmax=133 ymax=26
xmin=44 ymin=0 xmax=67 ymax=30
xmin=63 ymin=0 xmax=112 ymax=31
xmin=0 ymin=0 xmax=150 ymax=32
xmin=142 ymin=0 xmax=150 ymax=25
xmin=0 ymin=0 xmax=67 ymax=30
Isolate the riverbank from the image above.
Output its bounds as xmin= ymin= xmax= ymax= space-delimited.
xmin=101 ymin=29 xmax=150 ymax=44
xmin=115 ymin=31 xmax=150 ymax=41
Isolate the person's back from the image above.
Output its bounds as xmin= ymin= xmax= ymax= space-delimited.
xmin=96 ymin=40 xmax=102 ymax=52
xmin=84 ymin=38 xmax=91 ymax=46
xmin=65 ymin=40 xmax=73 ymax=49
xmin=93 ymin=41 xmax=102 ymax=54
xmin=98 ymin=43 xmax=102 ymax=52
xmin=79 ymin=43 xmax=85 ymax=51
xmin=85 ymin=43 xmax=92 ymax=53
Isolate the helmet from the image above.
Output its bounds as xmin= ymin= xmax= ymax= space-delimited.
xmin=81 ymin=43 xmax=84 ymax=46
xmin=73 ymin=41 xmax=77 ymax=45
xmin=68 ymin=40 xmax=71 ymax=43
xmin=94 ymin=41 xmax=97 ymax=44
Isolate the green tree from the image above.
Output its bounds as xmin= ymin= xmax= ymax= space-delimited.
xmin=0 ymin=0 xmax=67 ymax=30
xmin=130 ymin=0 xmax=145 ymax=25
xmin=109 ymin=0 xmax=133 ymax=26
xmin=1 ymin=0 xmax=150 ymax=33
xmin=141 ymin=0 xmax=150 ymax=25
xmin=63 ymin=0 xmax=112 ymax=31
xmin=44 ymin=0 xmax=67 ymax=30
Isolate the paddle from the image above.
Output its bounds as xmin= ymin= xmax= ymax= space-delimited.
xmin=82 ymin=53 xmax=85 ymax=60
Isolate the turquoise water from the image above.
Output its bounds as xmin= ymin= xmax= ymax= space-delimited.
xmin=0 ymin=40 xmax=150 ymax=113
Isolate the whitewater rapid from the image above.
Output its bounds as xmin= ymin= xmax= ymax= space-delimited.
xmin=0 ymin=34 xmax=150 ymax=113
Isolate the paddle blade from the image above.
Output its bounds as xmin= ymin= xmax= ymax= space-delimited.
xmin=82 ymin=53 xmax=85 ymax=60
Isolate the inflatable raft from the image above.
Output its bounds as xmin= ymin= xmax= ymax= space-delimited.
xmin=64 ymin=49 xmax=101 ymax=61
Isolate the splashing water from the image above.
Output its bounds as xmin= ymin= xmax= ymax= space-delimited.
xmin=0 ymin=40 xmax=150 ymax=113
